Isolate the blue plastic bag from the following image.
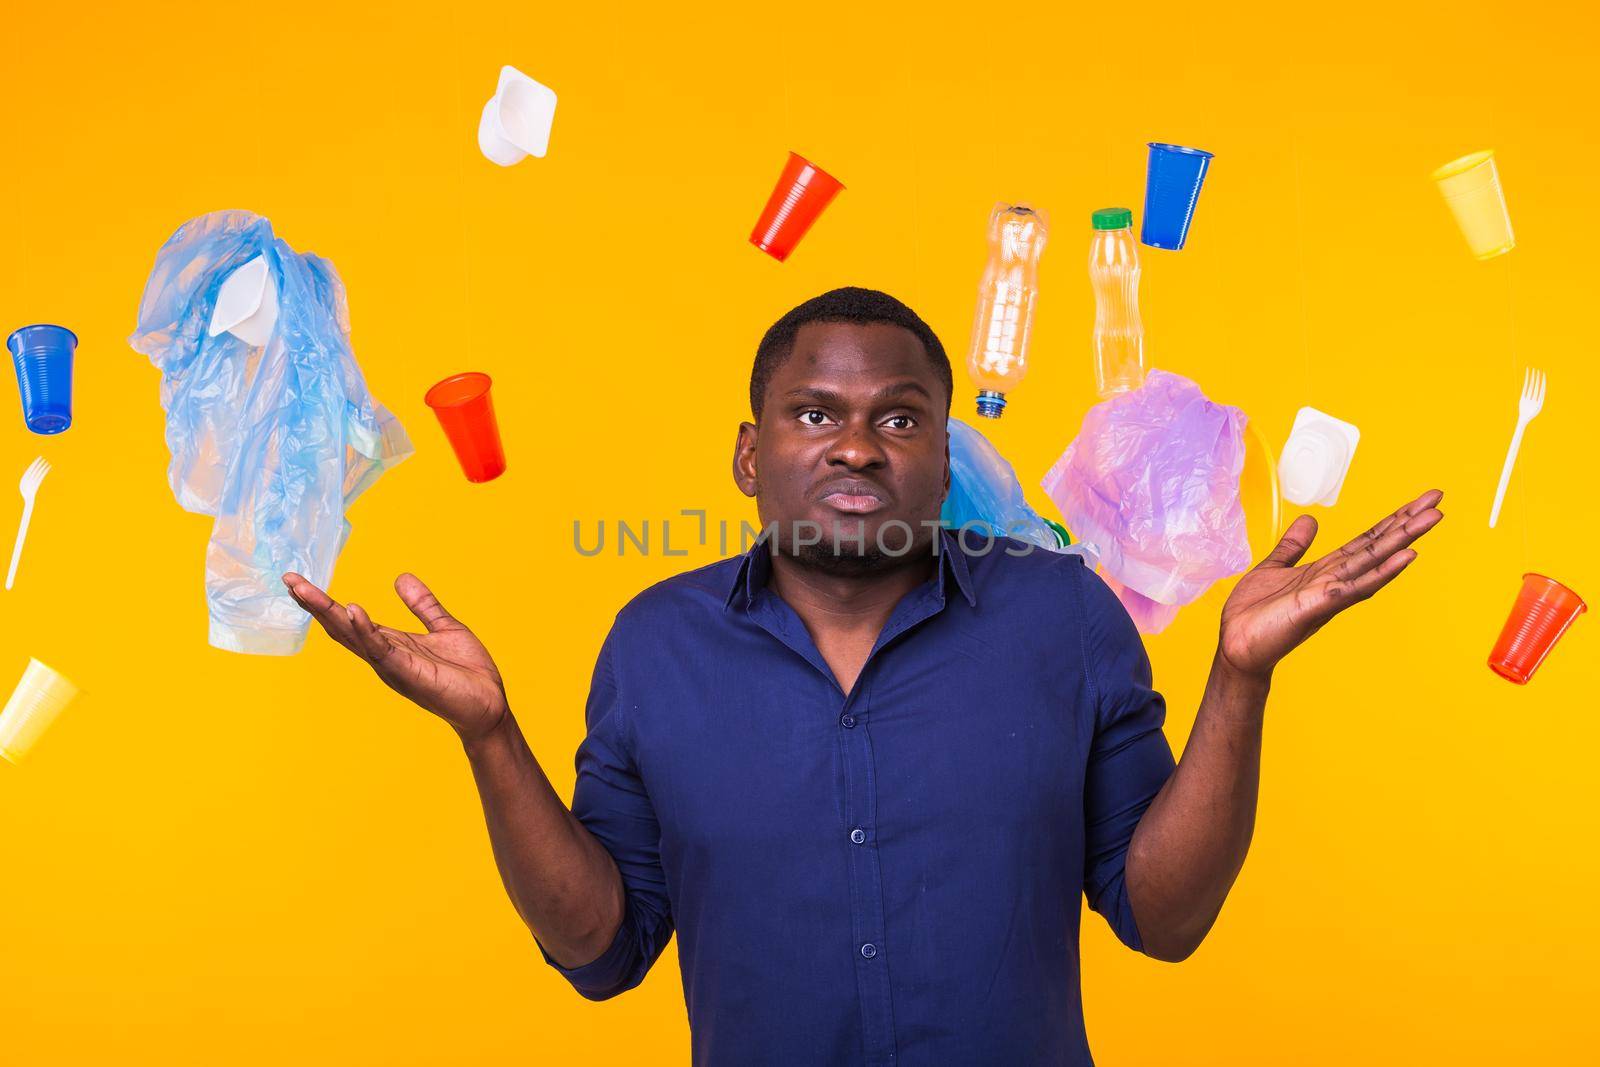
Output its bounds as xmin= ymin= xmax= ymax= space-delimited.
xmin=129 ymin=211 xmax=412 ymax=654
xmin=943 ymin=418 xmax=1065 ymax=550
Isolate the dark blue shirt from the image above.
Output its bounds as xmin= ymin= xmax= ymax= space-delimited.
xmin=536 ymin=530 xmax=1176 ymax=1065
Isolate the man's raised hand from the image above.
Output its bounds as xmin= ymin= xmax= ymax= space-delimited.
xmin=1217 ymin=489 xmax=1445 ymax=680
xmin=282 ymin=571 xmax=509 ymax=742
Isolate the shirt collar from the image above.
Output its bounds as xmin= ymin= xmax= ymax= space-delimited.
xmin=722 ymin=527 xmax=977 ymax=611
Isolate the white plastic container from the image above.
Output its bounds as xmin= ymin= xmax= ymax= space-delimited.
xmin=1279 ymin=407 xmax=1360 ymax=507
xmin=478 ymin=66 xmax=558 ymax=166
xmin=207 ymin=255 xmax=278 ymax=347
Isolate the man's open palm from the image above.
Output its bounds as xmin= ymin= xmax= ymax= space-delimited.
xmin=1219 ymin=489 xmax=1445 ymax=679
xmin=283 ymin=571 xmax=508 ymax=741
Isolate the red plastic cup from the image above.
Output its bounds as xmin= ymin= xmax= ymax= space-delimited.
xmin=1488 ymin=573 xmax=1586 ymax=684
xmin=425 ymin=372 xmax=506 ymax=483
xmin=749 ymin=151 xmax=845 ymax=262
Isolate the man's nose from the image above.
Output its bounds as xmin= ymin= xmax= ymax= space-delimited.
xmin=826 ymin=422 xmax=888 ymax=469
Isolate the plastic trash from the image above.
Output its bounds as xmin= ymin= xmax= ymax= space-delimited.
xmin=1122 ymin=422 xmax=1281 ymax=632
xmin=129 ymin=210 xmax=412 ymax=655
xmin=426 ymin=372 xmax=507 ymax=483
xmin=1488 ymin=573 xmax=1585 ymax=684
xmin=942 ymin=418 xmax=1062 ymax=551
xmin=1488 ymin=367 xmax=1545 ymax=528
xmin=0 ymin=658 xmax=79 ymax=765
xmin=1241 ymin=421 xmax=1284 ymax=554
xmin=1433 ymin=150 xmax=1514 ymax=260
xmin=5 ymin=457 xmax=51 ymax=591
xmin=8 ymin=324 xmax=76 ymax=434
xmin=1059 ymin=537 xmax=1101 ymax=571
xmin=1279 ymin=406 xmax=1360 ymax=507
xmin=1141 ymin=143 xmax=1213 ymax=251
xmin=208 ymin=254 xmax=279 ymax=346
xmin=1041 ymin=369 xmax=1252 ymax=634
xmin=1089 ymin=207 xmax=1145 ymax=397
xmin=478 ymin=65 xmax=558 ymax=165
xmin=749 ymin=152 xmax=844 ymax=262
xmin=966 ymin=203 xmax=1049 ymax=418
xmin=1101 ymin=576 xmax=1181 ymax=634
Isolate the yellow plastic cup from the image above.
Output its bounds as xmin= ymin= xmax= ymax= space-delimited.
xmin=1432 ymin=150 xmax=1515 ymax=260
xmin=0 ymin=658 xmax=80 ymax=764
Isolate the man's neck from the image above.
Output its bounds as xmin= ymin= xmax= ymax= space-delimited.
xmin=767 ymin=548 xmax=936 ymax=643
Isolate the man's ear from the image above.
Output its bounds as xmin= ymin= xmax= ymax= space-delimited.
xmin=732 ymin=421 xmax=759 ymax=498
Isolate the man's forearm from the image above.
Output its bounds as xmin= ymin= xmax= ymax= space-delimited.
xmin=1123 ymin=654 xmax=1270 ymax=961
xmin=459 ymin=712 xmax=625 ymax=968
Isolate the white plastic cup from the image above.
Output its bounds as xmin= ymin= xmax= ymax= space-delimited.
xmin=477 ymin=66 xmax=558 ymax=166
xmin=1432 ymin=150 xmax=1515 ymax=260
xmin=0 ymin=658 xmax=80 ymax=764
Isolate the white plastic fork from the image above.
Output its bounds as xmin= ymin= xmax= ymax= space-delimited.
xmin=1488 ymin=368 xmax=1546 ymax=528
xmin=6 ymin=457 xmax=51 ymax=591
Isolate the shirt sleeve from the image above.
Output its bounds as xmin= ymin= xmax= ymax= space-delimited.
xmin=1075 ymin=565 xmax=1177 ymax=953
xmin=534 ymin=628 xmax=675 ymax=1000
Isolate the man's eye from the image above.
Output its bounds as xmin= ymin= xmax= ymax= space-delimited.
xmin=798 ymin=409 xmax=833 ymax=427
xmin=883 ymin=415 xmax=916 ymax=430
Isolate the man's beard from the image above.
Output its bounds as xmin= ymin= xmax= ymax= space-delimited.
xmin=794 ymin=538 xmax=892 ymax=574
xmin=784 ymin=518 xmax=924 ymax=575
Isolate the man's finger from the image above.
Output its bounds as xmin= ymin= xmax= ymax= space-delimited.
xmin=1318 ymin=548 xmax=1419 ymax=617
xmin=1329 ymin=489 xmax=1445 ymax=565
xmin=282 ymin=572 xmax=362 ymax=654
xmin=1308 ymin=489 xmax=1444 ymax=581
xmin=395 ymin=573 xmax=460 ymax=633
xmin=1368 ymin=489 xmax=1445 ymax=540
xmin=283 ymin=571 xmax=333 ymax=611
xmin=347 ymin=603 xmax=397 ymax=665
xmin=1258 ymin=514 xmax=1318 ymax=568
xmin=1327 ymin=506 xmax=1443 ymax=582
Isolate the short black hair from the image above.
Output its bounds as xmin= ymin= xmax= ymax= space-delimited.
xmin=750 ymin=286 xmax=952 ymax=421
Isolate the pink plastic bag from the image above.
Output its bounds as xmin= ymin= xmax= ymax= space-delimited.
xmin=1042 ymin=370 xmax=1252 ymax=634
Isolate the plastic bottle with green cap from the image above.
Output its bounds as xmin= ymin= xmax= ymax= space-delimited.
xmin=1089 ymin=207 xmax=1145 ymax=397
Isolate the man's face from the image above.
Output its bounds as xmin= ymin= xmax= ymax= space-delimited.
xmin=734 ymin=321 xmax=949 ymax=571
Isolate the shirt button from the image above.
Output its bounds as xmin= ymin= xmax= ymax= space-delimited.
xmin=840 ymin=714 xmax=857 ymax=728
xmin=861 ymin=943 xmax=877 ymax=959
xmin=850 ymin=828 xmax=866 ymax=844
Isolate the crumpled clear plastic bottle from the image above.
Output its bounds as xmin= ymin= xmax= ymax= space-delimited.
xmin=965 ymin=204 xmax=1048 ymax=419
xmin=129 ymin=210 xmax=412 ymax=655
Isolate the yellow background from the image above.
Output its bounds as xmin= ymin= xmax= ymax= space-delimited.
xmin=2 ymin=1 xmax=1595 ymax=1063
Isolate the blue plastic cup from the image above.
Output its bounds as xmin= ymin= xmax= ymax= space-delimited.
xmin=7 ymin=325 xmax=77 ymax=435
xmin=1141 ymin=143 xmax=1214 ymax=251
